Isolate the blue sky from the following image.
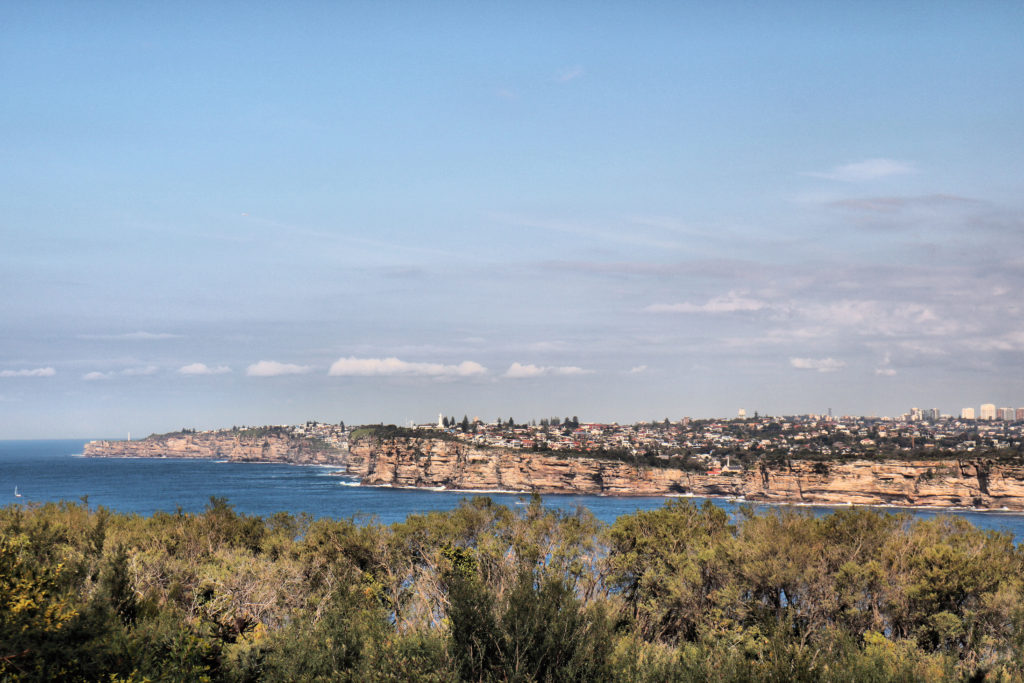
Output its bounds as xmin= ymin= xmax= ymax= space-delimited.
xmin=2 ymin=2 xmax=1023 ymax=438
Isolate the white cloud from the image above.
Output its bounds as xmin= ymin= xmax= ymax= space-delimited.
xmin=0 ymin=367 xmax=56 ymax=378
xmin=785 ymin=300 xmax=959 ymax=338
xmin=646 ymin=291 xmax=767 ymax=314
xmin=875 ymin=368 xmax=897 ymax=376
xmin=503 ymin=362 xmax=593 ymax=379
xmin=328 ymin=356 xmax=487 ymax=378
xmin=806 ymin=158 xmax=916 ymax=182
xmin=179 ymin=363 xmax=231 ymax=376
xmin=962 ymin=331 xmax=1024 ymax=352
xmin=246 ymin=360 xmax=312 ymax=377
xmin=504 ymin=362 xmax=545 ymax=379
xmin=553 ymin=366 xmax=590 ymax=376
xmin=122 ymin=365 xmax=157 ymax=376
xmin=82 ymin=366 xmax=158 ymax=380
xmin=628 ymin=365 xmax=648 ymax=374
xmin=790 ymin=357 xmax=846 ymax=373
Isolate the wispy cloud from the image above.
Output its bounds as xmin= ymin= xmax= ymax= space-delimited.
xmin=646 ymin=291 xmax=767 ymax=314
xmin=328 ymin=357 xmax=487 ymax=378
xmin=246 ymin=360 xmax=312 ymax=377
xmin=179 ymin=363 xmax=231 ymax=376
xmin=503 ymin=362 xmax=593 ymax=379
xmin=628 ymin=365 xmax=648 ymax=374
xmin=0 ymin=367 xmax=56 ymax=378
xmin=527 ymin=340 xmax=569 ymax=352
xmin=82 ymin=366 xmax=158 ymax=381
xmin=554 ymin=65 xmax=585 ymax=82
xmin=826 ymin=194 xmax=979 ymax=213
xmin=806 ymin=158 xmax=916 ymax=182
xmin=494 ymin=214 xmax=684 ymax=250
xmin=790 ymin=357 xmax=846 ymax=373
xmin=961 ymin=331 xmax=1024 ymax=352
xmin=800 ymin=300 xmax=959 ymax=337
xmin=78 ymin=331 xmax=183 ymax=341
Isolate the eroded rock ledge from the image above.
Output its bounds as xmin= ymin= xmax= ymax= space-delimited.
xmin=346 ymin=436 xmax=1024 ymax=510
xmin=84 ymin=432 xmax=345 ymax=466
xmin=85 ymin=433 xmax=1024 ymax=510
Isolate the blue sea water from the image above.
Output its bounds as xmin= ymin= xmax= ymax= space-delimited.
xmin=3 ymin=439 xmax=1024 ymax=540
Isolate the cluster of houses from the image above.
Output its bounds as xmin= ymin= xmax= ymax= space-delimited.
xmin=214 ymin=412 xmax=1024 ymax=469
xmin=423 ymin=412 xmax=1024 ymax=463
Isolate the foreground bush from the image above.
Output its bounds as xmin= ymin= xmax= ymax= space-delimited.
xmin=1 ymin=497 xmax=1022 ymax=681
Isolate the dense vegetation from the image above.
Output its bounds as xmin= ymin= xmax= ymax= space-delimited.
xmin=2 ymin=497 xmax=1024 ymax=681
xmin=350 ymin=424 xmax=469 ymax=445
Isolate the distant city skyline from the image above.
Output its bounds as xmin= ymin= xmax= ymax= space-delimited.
xmin=2 ymin=2 xmax=1022 ymax=438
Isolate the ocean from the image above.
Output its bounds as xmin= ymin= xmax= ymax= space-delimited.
xmin=4 ymin=439 xmax=1024 ymax=539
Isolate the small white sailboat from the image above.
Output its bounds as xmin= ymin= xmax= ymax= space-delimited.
xmin=14 ymin=486 xmax=22 ymax=497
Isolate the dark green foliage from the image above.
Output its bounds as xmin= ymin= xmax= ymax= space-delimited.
xmin=447 ymin=569 xmax=612 ymax=682
xmin=1 ymin=497 xmax=1023 ymax=680
xmin=350 ymin=424 xmax=463 ymax=444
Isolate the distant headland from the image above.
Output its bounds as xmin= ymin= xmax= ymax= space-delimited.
xmin=83 ymin=415 xmax=1024 ymax=510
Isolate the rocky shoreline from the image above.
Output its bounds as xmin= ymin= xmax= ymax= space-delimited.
xmin=84 ymin=432 xmax=1024 ymax=511
xmin=83 ymin=431 xmax=346 ymax=467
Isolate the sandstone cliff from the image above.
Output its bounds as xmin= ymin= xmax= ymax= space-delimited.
xmin=84 ymin=432 xmax=346 ymax=466
xmin=84 ymin=433 xmax=1024 ymax=510
xmin=346 ymin=437 xmax=1024 ymax=510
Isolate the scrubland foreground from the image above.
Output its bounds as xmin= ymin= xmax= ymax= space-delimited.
xmin=2 ymin=497 xmax=1024 ymax=681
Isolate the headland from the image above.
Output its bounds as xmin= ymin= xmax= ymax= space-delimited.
xmin=84 ymin=423 xmax=1024 ymax=510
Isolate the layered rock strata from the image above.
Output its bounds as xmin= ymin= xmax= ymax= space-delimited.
xmin=84 ymin=433 xmax=345 ymax=466
xmin=84 ymin=433 xmax=1024 ymax=510
xmin=347 ymin=437 xmax=1024 ymax=510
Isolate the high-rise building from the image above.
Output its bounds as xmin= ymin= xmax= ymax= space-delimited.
xmin=980 ymin=404 xmax=997 ymax=420
xmin=1017 ymin=408 xmax=1024 ymax=422
xmin=1000 ymin=407 xmax=1014 ymax=421
xmin=961 ymin=407 xmax=975 ymax=420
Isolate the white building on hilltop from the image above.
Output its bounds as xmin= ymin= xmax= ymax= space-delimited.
xmin=980 ymin=404 xmax=997 ymax=420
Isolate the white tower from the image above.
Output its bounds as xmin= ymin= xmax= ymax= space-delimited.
xmin=438 ymin=413 xmax=444 ymax=428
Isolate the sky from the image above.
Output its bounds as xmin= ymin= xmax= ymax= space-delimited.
xmin=2 ymin=1 xmax=1023 ymax=438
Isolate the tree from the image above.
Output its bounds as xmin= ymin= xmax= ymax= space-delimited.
xmin=442 ymin=416 xmax=450 ymax=428
xmin=461 ymin=415 xmax=471 ymax=431
xmin=508 ymin=417 xmax=515 ymax=428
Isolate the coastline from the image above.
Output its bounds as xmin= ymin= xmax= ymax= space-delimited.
xmin=83 ymin=433 xmax=1024 ymax=513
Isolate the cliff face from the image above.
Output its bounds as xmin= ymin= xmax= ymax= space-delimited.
xmin=348 ymin=437 xmax=1024 ymax=510
xmin=84 ymin=433 xmax=346 ymax=466
xmin=345 ymin=437 xmax=712 ymax=496
xmin=84 ymin=433 xmax=1024 ymax=510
